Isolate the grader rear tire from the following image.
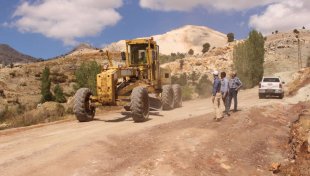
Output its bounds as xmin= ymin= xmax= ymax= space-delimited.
xmin=172 ymin=84 xmax=182 ymax=108
xmin=131 ymin=87 xmax=150 ymax=122
xmin=73 ymin=88 xmax=95 ymax=122
xmin=162 ymin=85 xmax=174 ymax=110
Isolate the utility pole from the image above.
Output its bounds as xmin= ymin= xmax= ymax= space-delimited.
xmin=295 ymin=31 xmax=302 ymax=69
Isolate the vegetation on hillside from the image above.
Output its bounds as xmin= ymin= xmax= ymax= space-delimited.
xmin=233 ymin=30 xmax=265 ymax=88
xmin=54 ymin=84 xmax=66 ymax=103
xmin=74 ymin=61 xmax=102 ymax=95
xmin=172 ymin=72 xmax=213 ymax=100
xmin=41 ymin=67 xmax=54 ymax=103
xmin=227 ymin=33 xmax=235 ymax=42
xmin=202 ymin=43 xmax=211 ymax=54
xmin=159 ymin=53 xmax=186 ymax=64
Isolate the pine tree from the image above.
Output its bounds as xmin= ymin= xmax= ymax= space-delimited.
xmin=54 ymin=84 xmax=66 ymax=103
xmin=41 ymin=67 xmax=53 ymax=103
xmin=233 ymin=30 xmax=265 ymax=88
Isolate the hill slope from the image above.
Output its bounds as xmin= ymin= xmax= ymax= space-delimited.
xmin=104 ymin=25 xmax=228 ymax=55
xmin=0 ymin=44 xmax=38 ymax=64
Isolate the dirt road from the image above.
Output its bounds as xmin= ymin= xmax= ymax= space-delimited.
xmin=0 ymin=88 xmax=302 ymax=176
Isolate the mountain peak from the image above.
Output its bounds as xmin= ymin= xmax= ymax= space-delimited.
xmin=0 ymin=44 xmax=38 ymax=64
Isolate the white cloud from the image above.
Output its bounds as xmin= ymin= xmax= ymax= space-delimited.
xmin=11 ymin=0 xmax=123 ymax=45
xmin=139 ymin=0 xmax=277 ymax=12
xmin=249 ymin=0 xmax=310 ymax=34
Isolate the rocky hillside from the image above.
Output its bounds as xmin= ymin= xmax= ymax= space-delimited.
xmin=104 ymin=25 xmax=228 ymax=55
xmin=0 ymin=44 xmax=38 ymax=65
xmin=264 ymin=29 xmax=310 ymax=75
xmin=162 ymin=42 xmax=236 ymax=78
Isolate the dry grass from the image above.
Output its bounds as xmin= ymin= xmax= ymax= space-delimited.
xmin=0 ymin=103 xmax=68 ymax=130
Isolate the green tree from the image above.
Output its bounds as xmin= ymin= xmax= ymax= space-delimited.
xmin=233 ymin=30 xmax=265 ymax=88
xmin=189 ymin=71 xmax=200 ymax=84
xmin=188 ymin=49 xmax=194 ymax=55
xmin=41 ymin=67 xmax=53 ymax=103
xmin=179 ymin=73 xmax=188 ymax=86
xmin=195 ymin=74 xmax=212 ymax=97
xmin=202 ymin=43 xmax=211 ymax=54
xmin=227 ymin=33 xmax=235 ymax=42
xmin=54 ymin=84 xmax=66 ymax=103
xmin=75 ymin=61 xmax=102 ymax=95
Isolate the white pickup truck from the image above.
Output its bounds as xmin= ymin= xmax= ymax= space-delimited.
xmin=259 ymin=77 xmax=284 ymax=99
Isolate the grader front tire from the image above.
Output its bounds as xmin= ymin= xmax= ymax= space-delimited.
xmin=73 ymin=88 xmax=95 ymax=122
xmin=131 ymin=87 xmax=150 ymax=122
xmin=162 ymin=85 xmax=174 ymax=110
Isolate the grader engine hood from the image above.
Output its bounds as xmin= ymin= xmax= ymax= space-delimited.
xmin=97 ymin=69 xmax=118 ymax=105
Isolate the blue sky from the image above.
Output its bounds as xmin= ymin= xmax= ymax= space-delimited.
xmin=0 ymin=0 xmax=309 ymax=59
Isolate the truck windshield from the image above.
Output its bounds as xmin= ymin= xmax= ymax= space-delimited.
xmin=129 ymin=44 xmax=148 ymax=65
xmin=263 ymin=78 xmax=280 ymax=82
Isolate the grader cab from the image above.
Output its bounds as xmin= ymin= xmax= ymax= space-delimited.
xmin=73 ymin=38 xmax=182 ymax=122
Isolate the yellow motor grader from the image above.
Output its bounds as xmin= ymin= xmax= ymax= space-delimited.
xmin=73 ymin=38 xmax=182 ymax=122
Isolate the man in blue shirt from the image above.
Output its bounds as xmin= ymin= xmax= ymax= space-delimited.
xmin=228 ymin=72 xmax=243 ymax=112
xmin=220 ymin=72 xmax=230 ymax=116
xmin=212 ymin=70 xmax=223 ymax=121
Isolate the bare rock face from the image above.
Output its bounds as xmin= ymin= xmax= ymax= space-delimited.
xmin=162 ymin=44 xmax=235 ymax=80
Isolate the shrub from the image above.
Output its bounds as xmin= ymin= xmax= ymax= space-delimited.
xmin=293 ymin=29 xmax=300 ymax=34
xmin=188 ymin=49 xmax=194 ymax=55
xmin=179 ymin=73 xmax=188 ymax=86
xmin=75 ymin=61 xmax=101 ymax=95
xmin=54 ymin=84 xmax=66 ymax=103
xmin=41 ymin=67 xmax=53 ymax=103
xmin=189 ymin=71 xmax=200 ymax=84
xmin=159 ymin=53 xmax=186 ymax=64
xmin=182 ymin=85 xmax=193 ymax=101
xmin=195 ymin=74 xmax=212 ymax=97
xmin=171 ymin=73 xmax=188 ymax=86
xmin=9 ymin=72 xmax=16 ymax=78
xmin=202 ymin=43 xmax=211 ymax=54
xmin=227 ymin=33 xmax=235 ymax=42
xmin=233 ymin=30 xmax=265 ymax=88
xmin=179 ymin=59 xmax=184 ymax=70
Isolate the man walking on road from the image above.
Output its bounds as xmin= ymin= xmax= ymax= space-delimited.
xmin=228 ymin=72 xmax=242 ymax=112
xmin=212 ymin=70 xmax=223 ymax=121
xmin=220 ymin=72 xmax=230 ymax=116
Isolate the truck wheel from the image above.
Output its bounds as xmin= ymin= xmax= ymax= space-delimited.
xmin=162 ymin=85 xmax=174 ymax=110
xmin=259 ymin=93 xmax=264 ymax=99
xmin=131 ymin=87 xmax=149 ymax=122
xmin=279 ymin=94 xmax=284 ymax=99
xmin=172 ymin=84 xmax=182 ymax=108
xmin=73 ymin=88 xmax=95 ymax=122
